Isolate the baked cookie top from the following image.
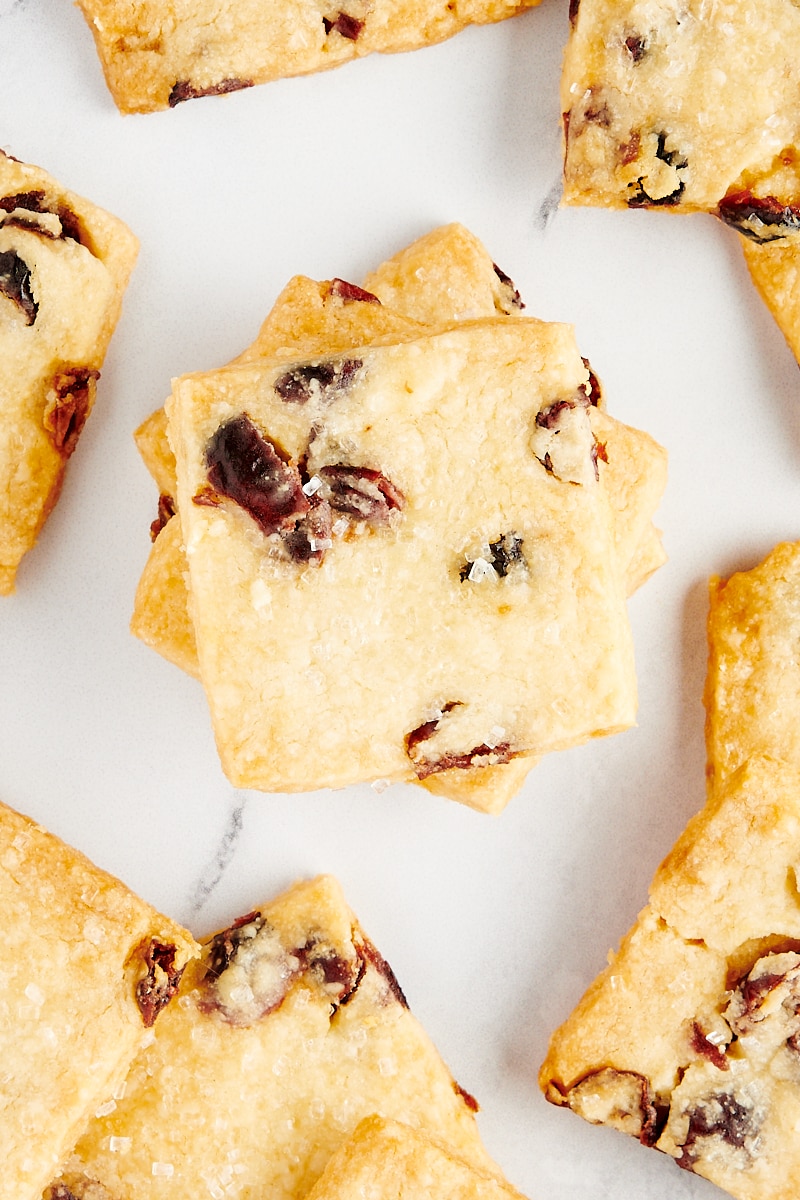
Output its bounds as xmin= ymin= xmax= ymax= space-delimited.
xmin=0 ymin=150 xmax=137 ymax=593
xmin=0 ymin=798 xmax=197 ymax=1200
xmin=75 ymin=0 xmax=539 ymax=113
xmin=541 ymin=753 xmax=800 ymax=1200
xmin=305 ymin=1115 xmax=529 ymax=1199
xmin=167 ymin=319 xmax=637 ymax=792
xmin=52 ymin=876 xmax=495 ymax=1200
xmin=562 ymin=0 xmax=800 ymax=215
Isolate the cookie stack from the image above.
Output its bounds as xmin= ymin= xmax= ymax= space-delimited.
xmin=131 ymin=225 xmax=668 ymax=811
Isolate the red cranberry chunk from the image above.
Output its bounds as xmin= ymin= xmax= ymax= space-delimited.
xmin=323 ymin=12 xmax=364 ymax=37
xmin=274 ymin=358 xmax=362 ymax=405
xmin=44 ymin=368 xmax=99 ymax=456
xmin=0 ymin=249 xmax=37 ymax=324
xmin=316 ymin=464 xmax=404 ymax=522
xmin=676 ymin=1091 xmax=759 ymax=1170
xmin=168 ymin=77 xmax=254 ymax=106
xmin=492 ymin=263 xmax=525 ymax=312
xmin=150 ymin=493 xmax=177 ymax=541
xmin=328 ymin=278 xmax=381 ymax=304
xmin=136 ymin=940 xmax=184 ymax=1027
xmin=202 ymin=414 xmax=308 ymax=537
xmin=717 ymin=190 xmax=800 ymax=242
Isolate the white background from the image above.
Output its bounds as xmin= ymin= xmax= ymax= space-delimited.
xmin=2 ymin=1 xmax=800 ymax=1197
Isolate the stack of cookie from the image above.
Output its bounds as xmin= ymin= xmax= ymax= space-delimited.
xmin=131 ymin=225 xmax=668 ymax=811
xmin=540 ymin=540 xmax=800 ymax=1200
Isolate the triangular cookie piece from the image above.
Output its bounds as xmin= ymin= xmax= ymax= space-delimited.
xmin=541 ymin=752 xmax=800 ymax=1199
xmin=50 ymin=876 xmax=497 ymax=1200
xmin=305 ymin=1115 xmax=529 ymax=1200
xmin=0 ymin=798 xmax=197 ymax=1200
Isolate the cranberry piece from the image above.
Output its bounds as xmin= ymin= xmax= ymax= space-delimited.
xmin=492 ymin=263 xmax=525 ymax=312
xmin=322 ymin=12 xmax=364 ymax=37
xmin=0 ymin=191 xmax=88 ymax=246
xmin=274 ymin=358 xmax=362 ymax=405
xmin=199 ymin=414 xmax=309 ymax=537
xmin=44 ymin=368 xmax=99 ymax=455
xmin=328 ymin=278 xmax=381 ymax=304
xmin=150 ymin=493 xmax=176 ymax=541
xmin=624 ymin=33 xmax=648 ymax=62
xmin=676 ymin=1092 xmax=757 ymax=1170
xmin=717 ymin=190 xmax=800 ymax=242
xmin=204 ymin=911 xmax=265 ymax=982
xmin=168 ymin=77 xmax=254 ymax=106
xmin=316 ymin=464 xmax=404 ymax=521
xmin=690 ymin=1022 xmax=729 ymax=1072
xmin=136 ymin=940 xmax=184 ymax=1027
xmin=627 ymin=132 xmax=688 ymax=207
xmin=460 ymin=532 xmax=525 ymax=581
xmin=0 ymin=249 xmax=37 ymax=324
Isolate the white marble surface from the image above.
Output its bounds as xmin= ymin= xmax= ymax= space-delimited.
xmin=1 ymin=2 xmax=799 ymax=1198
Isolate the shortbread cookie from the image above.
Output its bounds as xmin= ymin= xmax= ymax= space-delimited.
xmin=0 ymin=151 xmax=137 ymax=593
xmin=541 ymin=753 xmax=800 ymax=1200
xmin=0 ymin=798 xmax=198 ymax=1200
xmin=362 ymin=223 xmax=527 ymax=324
xmin=561 ymin=0 xmax=800 ymax=213
xmin=168 ymin=319 xmax=637 ymax=792
xmin=705 ymin=541 xmax=800 ymax=791
xmin=51 ymin=876 xmax=496 ymax=1200
xmin=305 ymin=1116 xmax=528 ymax=1200
xmin=74 ymin=0 xmax=540 ymax=114
xmin=740 ymin=235 xmax=800 ymax=364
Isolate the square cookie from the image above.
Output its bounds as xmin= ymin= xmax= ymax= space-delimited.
xmin=305 ymin=1115 xmax=529 ymax=1200
xmin=168 ymin=319 xmax=637 ymax=791
xmin=75 ymin=0 xmax=540 ymax=114
xmin=0 ymin=798 xmax=198 ymax=1200
xmin=50 ymin=876 xmax=497 ymax=1200
xmin=540 ymin=753 xmax=800 ymax=1200
xmin=0 ymin=150 xmax=138 ymax=593
xmin=561 ymin=0 xmax=800 ymax=213
xmin=705 ymin=541 xmax=800 ymax=792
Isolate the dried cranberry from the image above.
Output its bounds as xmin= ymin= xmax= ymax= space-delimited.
xmin=204 ymin=911 xmax=265 ymax=982
xmin=282 ymin=498 xmax=332 ymax=563
xmin=460 ymin=532 xmax=525 ymax=581
xmin=454 ymin=1082 xmax=480 ymax=1112
xmin=136 ymin=940 xmax=184 ymax=1027
xmin=627 ymin=132 xmax=688 ymax=207
xmin=690 ymin=1022 xmax=729 ymax=1072
xmin=581 ymin=358 xmax=602 ymax=406
xmin=199 ymin=414 xmax=309 ymax=537
xmin=0 ymin=249 xmax=37 ymax=324
xmin=405 ymin=702 xmax=459 ymax=756
xmin=328 ymin=278 xmax=381 ymax=304
xmin=414 ymin=742 xmax=515 ymax=779
xmin=0 ymin=191 xmax=87 ymax=246
xmin=316 ymin=464 xmax=404 ymax=521
xmin=150 ymin=493 xmax=176 ymax=541
xmin=274 ymin=358 xmax=362 ymax=405
xmin=44 ymin=368 xmax=99 ymax=455
xmin=624 ymin=33 xmax=648 ymax=62
xmin=322 ymin=11 xmax=364 ymax=37
xmin=357 ymin=935 xmax=408 ymax=1008
xmin=168 ymin=78 xmax=254 ymax=106
xmin=492 ymin=263 xmax=525 ymax=312
xmin=676 ymin=1091 xmax=756 ymax=1170
xmin=717 ymin=190 xmax=800 ymax=242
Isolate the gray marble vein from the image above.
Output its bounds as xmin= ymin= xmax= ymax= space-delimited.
xmin=535 ymin=177 xmax=563 ymax=232
xmin=185 ymin=794 xmax=247 ymax=926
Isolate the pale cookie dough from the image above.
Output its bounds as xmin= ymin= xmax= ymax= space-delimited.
xmin=50 ymin=876 xmax=497 ymax=1200
xmin=561 ymin=0 xmax=800 ymax=213
xmin=540 ymin=753 xmax=800 ymax=1200
xmin=0 ymin=798 xmax=198 ymax=1200
xmin=168 ymin=319 xmax=637 ymax=792
xmin=132 ymin=229 xmax=665 ymax=807
xmin=705 ymin=541 xmax=800 ymax=792
xmin=74 ymin=0 xmax=540 ymax=114
xmin=305 ymin=1115 xmax=529 ymax=1200
xmin=0 ymin=150 xmax=138 ymax=593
